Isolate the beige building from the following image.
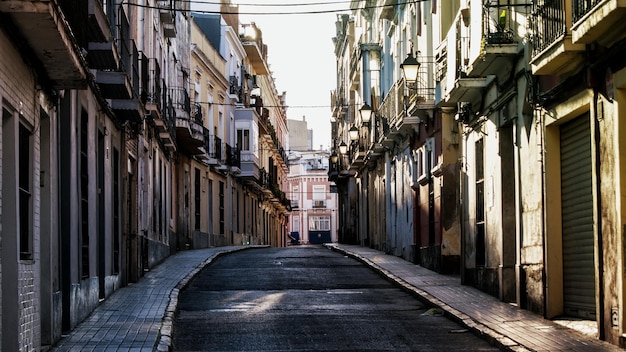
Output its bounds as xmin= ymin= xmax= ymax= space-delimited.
xmin=530 ymin=0 xmax=626 ymax=345
xmin=331 ymin=0 xmax=626 ymax=348
xmin=0 ymin=0 xmax=291 ymax=350
xmin=184 ymin=15 xmax=233 ymax=248
xmin=234 ymin=20 xmax=291 ymax=247
xmin=330 ymin=2 xmax=461 ymax=271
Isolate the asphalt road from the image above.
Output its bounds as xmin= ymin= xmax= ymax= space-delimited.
xmin=172 ymin=245 xmax=499 ymax=351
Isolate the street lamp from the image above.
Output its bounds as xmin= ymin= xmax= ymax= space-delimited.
xmin=400 ymin=52 xmax=420 ymax=83
xmin=349 ymin=125 xmax=359 ymax=141
xmin=339 ymin=141 xmax=348 ymax=154
xmin=359 ymin=102 xmax=373 ymax=124
xmin=330 ymin=151 xmax=338 ymax=163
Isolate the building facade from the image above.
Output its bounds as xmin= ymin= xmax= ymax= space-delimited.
xmin=235 ymin=21 xmax=291 ymax=247
xmin=331 ymin=0 xmax=626 ymax=348
xmin=0 ymin=0 xmax=291 ymax=350
xmin=529 ymin=0 xmax=626 ymax=345
xmin=330 ymin=1 xmax=461 ymax=272
xmin=287 ymin=149 xmax=338 ymax=245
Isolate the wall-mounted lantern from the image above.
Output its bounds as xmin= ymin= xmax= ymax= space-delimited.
xmin=359 ymin=102 xmax=373 ymax=124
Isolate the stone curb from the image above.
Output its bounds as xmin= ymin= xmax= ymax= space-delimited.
xmin=324 ymin=244 xmax=533 ymax=352
xmin=154 ymin=246 xmax=268 ymax=352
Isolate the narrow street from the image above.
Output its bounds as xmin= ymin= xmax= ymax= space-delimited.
xmin=172 ymin=246 xmax=499 ymax=351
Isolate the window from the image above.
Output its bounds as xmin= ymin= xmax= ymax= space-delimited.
xmin=291 ymin=186 xmax=300 ymax=208
xmin=312 ymin=185 xmax=325 ymax=208
xmin=208 ymin=180 xmax=214 ymax=234
xmin=80 ymin=110 xmax=90 ymax=277
xmin=425 ymin=137 xmax=435 ymax=173
xmin=237 ymin=129 xmax=250 ymax=151
xmin=415 ymin=149 xmax=424 ymax=178
xmin=160 ymin=157 xmax=165 ymax=241
xmin=312 ymin=185 xmax=325 ymax=200
xmin=309 ymin=216 xmax=330 ymax=231
xmin=219 ymin=181 xmax=225 ymax=235
xmin=194 ymin=168 xmax=201 ymax=230
xmin=152 ymin=151 xmax=157 ymax=235
xmin=113 ymin=148 xmax=120 ymax=274
xmin=312 ymin=200 xmax=326 ymax=208
xmin=475 ymin=139 xmax=485 ymax=266
xmin=207 ymin=93 xmax=214 ymax=124
xmin=19 ymin=123 xmax=32 ymax=260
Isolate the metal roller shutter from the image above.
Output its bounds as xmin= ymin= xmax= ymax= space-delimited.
xmin=560 ymin=115 xmax=596 ymax=320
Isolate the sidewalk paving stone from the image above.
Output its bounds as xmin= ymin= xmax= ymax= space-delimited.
xmin=49 ymin=246 xmax=264 ymax=352
xmin=326 ymin=243 xmax=623 ymax=352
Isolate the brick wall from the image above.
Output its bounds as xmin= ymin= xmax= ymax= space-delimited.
xmin=0 ymin=27 xmax=42 ymax=352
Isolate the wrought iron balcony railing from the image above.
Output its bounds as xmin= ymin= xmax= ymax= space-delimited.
xmin=226 ymin=143 xmax=241 ymax=168
xmin=169 ymin=87 xmax=191 ymax=114
xmin=141 ymin=57 xmax=162 ymax=109
xmin=482 ymin=4 xmax=516 ymax=45
xmin=191 ymin=102 xmax=203 ymax=125
xmin=211 ymin=135 xmax=223 ymax=160
xmin=378 ymin=79 xmax=405 ymax=130
xmin=573 ymin=0 xmax=602 ymax=23
xmin=530 ymin=0 xmax=566 ymax=57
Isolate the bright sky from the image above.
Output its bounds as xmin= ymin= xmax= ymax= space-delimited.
xmin=236 ymin=0 xmax=346 ymax=151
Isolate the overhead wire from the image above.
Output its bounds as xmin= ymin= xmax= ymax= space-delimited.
xmin=184 ymin=0 xmax=352 ymax=7
xmin=124 ymin=0 xmax=423 ymax=15
xmin=191 ymin=100 xmax=355 ymax=109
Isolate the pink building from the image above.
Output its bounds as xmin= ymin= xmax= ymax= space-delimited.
xmin=287 ymin=151 xmax=338 ymax=244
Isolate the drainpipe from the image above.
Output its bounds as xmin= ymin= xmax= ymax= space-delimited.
xmin=138 ymin=0 xmax=145 ymax=52
xmin=514 ymin=118 xmax=523 ymax=308
xmin=593 ymin=93 xmax=605 ymax=340
xmin=538 ymin=108 xmax=548 ymax=318
xmin=362 ymin=45 xmax=371 ymax=105
xmin=459 ymin=131 xmax=466 ymax=283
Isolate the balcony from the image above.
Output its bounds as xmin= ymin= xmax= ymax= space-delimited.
xmin=158 ymin=0 xmax=176 ymax=37
xmin=241 ymin=23 xmax=269 ymax=74
xmin=0 ymin=0 xmax=87 ymax=88
xmin=151 ymin=80 xmax=175 ymax=150
xmin=238 ymin=147 xmax=260 ymax=183
xmin=229 ymin=75 xmax=241 ymax=100
xmin=312 ymin=200 xmax=326 ymax=209
xmin=530 ymin=0 xmax=584 ymax=75
xmin=163 ymin=22 xmax=176 ymax=38
xmin=235 ymin=107 xmax=262 ymax=181
xmin=86 ymin=0 xmax=118 ymax=70
xmin=226 ymin=143 xmax=241 ymax=174
xmin=446 ymin=75 xmax=490 ymax=106
xmin=174 ymin=90 xmax=204 ymax=154
xmin=379 ymin=79 xmax=405 ymax=142
xmin=159 ymin=106 xmax=176 ymax=151
xmin=258 ymin=107 xmax=270 ymax=135
xmin=238 ymin=155 xmax=262 ymax=191
xmin=348 ymin=43 xmax=361 ymax=89
xmin=94 ymin=36 xmax=142 ymax=122
xmin=572 ymin=0 xmax=626 ymax=46
xmin=203 ymin=134 xmax=224 ymax=166
xmin=435 ymin=34 xmax=490 ymax=107
xmin=465 ymin=5 xmax=520 ymax=77
xmin=349 ymin=142 xmax=366 ymax=170
xmin=402 ymin=60 xmax=436 ymax=131
xmin=158 ymin=0 xmax=174 ymax=24
xmin=141 ymin=57 xmax=162 ymax=119
xmin=331 ymin=89 xmax=348 ymax=120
